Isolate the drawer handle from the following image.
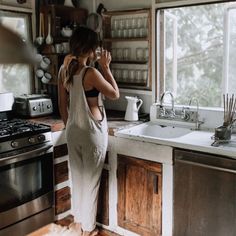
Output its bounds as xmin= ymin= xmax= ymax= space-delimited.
xmin=154 ymin=174 xmax=159 ymax=194
xmin=176 ymin=159 xmax=236 ymax=174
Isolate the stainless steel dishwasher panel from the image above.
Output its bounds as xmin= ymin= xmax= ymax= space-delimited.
xmin=173 ymin=149 xmax=236 ymax=236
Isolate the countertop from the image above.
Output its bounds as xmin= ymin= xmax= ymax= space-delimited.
xmin=29 ymin=110 xmax=149 ymax=135
xmin=115 ymin=121 xmax=236 ymax=159
xmin=28 ymin=112 xmax=236 ymax=158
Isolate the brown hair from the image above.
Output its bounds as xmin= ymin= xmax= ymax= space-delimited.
xmin=63 ymin=26 xmax=99 ymax=89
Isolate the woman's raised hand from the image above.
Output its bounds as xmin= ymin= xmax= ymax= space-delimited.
xmin=97 ymin=49 xmax=111 ymax=68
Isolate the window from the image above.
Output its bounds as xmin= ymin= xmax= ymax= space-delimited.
xmin=0 ymin=11 xmax=33 ymax=96
xmin=157 ymin=1 xmax=236 ymax=108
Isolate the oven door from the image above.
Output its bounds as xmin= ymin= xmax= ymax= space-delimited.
xmin=0 ymin=143 xmax=54 ymax=230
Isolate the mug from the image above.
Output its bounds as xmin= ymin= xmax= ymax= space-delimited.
xmin=62 ymin=42 xmax=70 ymax=53
xmin=55 ymin=43 xmax=64 ymax=53
xmin=116 ymin=48 xmax=123 ymax=60
xmin=41 ymin=72 xmax=52 ymax=84
xmin=136 ymin=48 xmax=144 ymax=61
xmin=123 ymin=48 xmax=130 ymax=61
xmin=40 ymin=57 xmax=51 ymax=70
xmin=95 ymin=47 xmax=102 ymax=60
xmin=122 ymin=69 xmax=129 ymax=82
xmin=129 ymin=69 xmax=135 ymax=82
xmin=35 ymin=69 xmax=44 ymax=78
xmin=111 ymin=48 xmax=117 ymax=60
xmin=35 ymin=54 xmax=43 ymax=64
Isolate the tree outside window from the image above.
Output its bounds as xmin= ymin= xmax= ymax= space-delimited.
xmin=160 ymin=2 xmax=236 ymax=108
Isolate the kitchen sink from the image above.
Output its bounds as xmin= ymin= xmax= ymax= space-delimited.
xmin=116 ymin=121 xmax=193 ymax=139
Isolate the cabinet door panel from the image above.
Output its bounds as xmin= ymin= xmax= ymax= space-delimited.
xmin=117 ymin=154 xmax=162 ymax=236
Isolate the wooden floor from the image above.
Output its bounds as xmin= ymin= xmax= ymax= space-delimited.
xmin=56 ymin=215 xmax=121 ymax=236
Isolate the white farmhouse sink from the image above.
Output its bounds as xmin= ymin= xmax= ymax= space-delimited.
xmin=117 ymin=121 xmax=193 ymax=139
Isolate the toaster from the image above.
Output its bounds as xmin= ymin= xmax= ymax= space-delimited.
xmin=14 ymin=94 xmax=53 ymax=117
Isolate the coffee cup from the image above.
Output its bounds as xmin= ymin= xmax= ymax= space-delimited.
xmin=55 ymin=43 xmax=64 ymax=53
xmin=41 ymin=72 xmax=52 ymax=84
xmin=40 ymin=57 xmax=51 ymax=70
xmin=62 ymin=42 xmax=70 ymax=53
xmin=35 ymin=54 xmax=43 ymax=64
xmin=35 ymin=69 xmax=44 ymax=78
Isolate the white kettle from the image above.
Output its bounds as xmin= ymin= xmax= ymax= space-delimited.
xmin=124 ymin=96 xmax=143 ymax=121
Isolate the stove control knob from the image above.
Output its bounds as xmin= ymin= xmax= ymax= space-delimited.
xmin=37 ymin=134 xmax=46 ymax=142
xmin=47 ymin=104 xmax=51 ymax=109
xmin=11 ymin=141 xmax=19 ymax=148
xmin=28 ymin=137 xmax=36 ymax=144
xmin=32 ymin=106 xmax=37 ymax=111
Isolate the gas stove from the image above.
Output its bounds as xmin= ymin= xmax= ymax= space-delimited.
xmin=0 ymin=93 xmax=54 ymax=236
xmin=0 ymin=119 xmax=50 ymax=139
xmin=0 ymin=118 xmax=52 ymax=155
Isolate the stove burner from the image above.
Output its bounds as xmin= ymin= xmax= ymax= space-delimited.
xmin=0 ymin=119 xmax=50 ymax=140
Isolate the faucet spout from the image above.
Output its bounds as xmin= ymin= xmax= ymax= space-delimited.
xmin=189 ymin=98 xmax=203 ymax=130
xmin=160 ymin=91 xmax=175 ymax=112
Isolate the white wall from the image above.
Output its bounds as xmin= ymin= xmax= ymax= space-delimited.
xmin=79 ymin=0 xmax=154 ymax=113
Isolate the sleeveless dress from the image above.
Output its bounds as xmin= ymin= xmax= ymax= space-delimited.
xmin=65 ymin=66 xmax=108 ymax=231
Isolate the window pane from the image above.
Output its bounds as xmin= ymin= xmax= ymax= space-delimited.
xmin=228 ymin=7 xmax=236 ymax=94
xmin=0 ymin=11 xmax=32 ymax=95
xmin=160 ymin=3 xmax=236 ymax=107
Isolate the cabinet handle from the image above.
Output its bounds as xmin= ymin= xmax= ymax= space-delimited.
xmin=176 ymin=159 xmax=236 ymax=174
xmin=154 ymin=175 xmax=159 ymax=194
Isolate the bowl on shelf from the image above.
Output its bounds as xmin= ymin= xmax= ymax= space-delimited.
xmin=61 ymin=27 xmax=73 ymax=37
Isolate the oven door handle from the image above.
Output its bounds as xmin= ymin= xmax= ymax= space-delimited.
xmin=0 ymin=143 xmax=53 ymax=167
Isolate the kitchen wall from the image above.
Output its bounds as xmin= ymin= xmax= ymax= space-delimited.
xmin=80 ymin=0 xmax=154 ymax=114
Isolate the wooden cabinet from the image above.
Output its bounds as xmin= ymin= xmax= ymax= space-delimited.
xmin=38 ymin=5 xmax=88 ymax=85
xmin=102 ymin=9 xmax=152 ymax=90
xmin=40 ymin=5 xmax=87 ymax=43
xmin=117 ymin=154 xmax=162 ymax=236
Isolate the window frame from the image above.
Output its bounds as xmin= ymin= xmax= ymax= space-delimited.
xmin=154 ymin=0 xmax=236 ymax=109
xmin=0 ymin=8 xmax=35 ymax=95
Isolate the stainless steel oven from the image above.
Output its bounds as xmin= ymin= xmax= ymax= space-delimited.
xmin=0 ymin=118 xmax=54 ymax=236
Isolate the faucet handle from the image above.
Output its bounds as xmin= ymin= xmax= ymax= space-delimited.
xmin=181 ymin=106 xmax=190 ymax=121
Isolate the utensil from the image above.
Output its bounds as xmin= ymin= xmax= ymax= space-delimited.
xmin=87 ymin=12 xmax=103 ymax=47
xmin=46 ymin=14 xmax=53 ymax=45
xmin=223 ymin=93 xmax=236 ymax=126
xmin=36 ymin=13 xmax=44 ymax=45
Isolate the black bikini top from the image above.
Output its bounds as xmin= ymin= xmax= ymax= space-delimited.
xmin=84 ymin=87 xmax=100 ymax=97
xmin=83 ymin=67 xmax=100 ymax=97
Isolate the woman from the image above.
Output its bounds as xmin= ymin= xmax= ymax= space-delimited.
xmin=58 ymin=26 xmax=119 ymax=236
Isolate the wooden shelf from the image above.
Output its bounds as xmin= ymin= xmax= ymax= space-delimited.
xmin=111 ymin=60 xmax=148 ymax=64
xmin=103 ymin=37 xmax=148 ymax=42
xmin=118 ymin=84 xmax=151 ymax=91
xmin=102 ymin=8 xmax=152 ymax=91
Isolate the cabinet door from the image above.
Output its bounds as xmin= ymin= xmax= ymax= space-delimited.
xmin=117 ymin=154 xmax=162 ymax=236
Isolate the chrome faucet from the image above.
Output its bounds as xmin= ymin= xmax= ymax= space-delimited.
xmin=189 ymin=98 xmax=203 ymax=130
xmin=160 ymin=91 xmax=175 ymax=117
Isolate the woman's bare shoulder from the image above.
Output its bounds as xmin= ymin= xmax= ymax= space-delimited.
xmin=86 ymin=67 xmax=102 ymax=79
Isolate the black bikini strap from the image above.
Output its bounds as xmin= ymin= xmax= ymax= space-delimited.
xmin=82 ymin=67 xmax=90 ymax=82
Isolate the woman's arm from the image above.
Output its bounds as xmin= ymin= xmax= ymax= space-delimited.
xmin=58 ymin=67 xmax=69 ymax=126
